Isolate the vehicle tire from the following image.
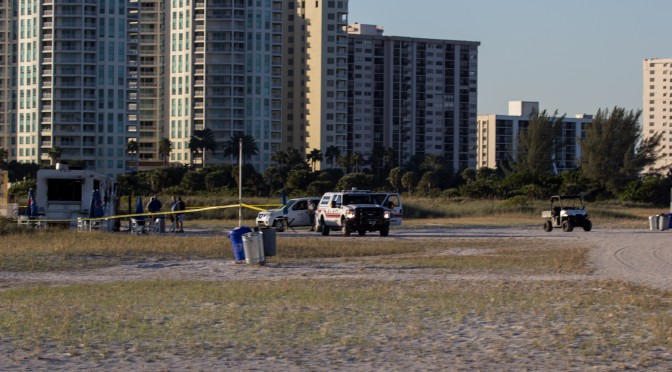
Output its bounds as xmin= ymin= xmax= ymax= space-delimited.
xmin=272 ymin=219 xmax=284 ymax=232
xmin=543 ymin=220 xmax=553 ymax=232
xmin=341 ymin=219 xmax=351 ymax=236
xmin=380 ymin=227 xmax=389 ymax=237
xmin=583 ymin=220 xmax=592 ymax=232
xmin=321 ymin=218 xmax=329 ymax=236
xmin=562 ymin=220 xmax=574 ymax=232
xmin=358 ymin=230 xmax=366 ymax=236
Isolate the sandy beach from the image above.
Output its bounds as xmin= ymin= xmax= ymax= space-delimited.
xmin=1 ymin=226 xmax=671 ymax=371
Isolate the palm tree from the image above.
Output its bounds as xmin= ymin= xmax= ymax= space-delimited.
xmin=325 ymin=145 xmax=340 ymax=168
xmin=189 ymin=128 xmax=217 ymax=167
xmin=336 ymin=154 xmax=350 ymax=174
xmin=158 ymin=138 xmax=172 ymax=166
xmin=383 ymin=147 xmax=396 ymax=169
xmin=351 ymin=152 xmax=363 ymax=173
xmin=126 ymin=140 xmax=139 ymax=171
xmin=307 ymin=148 xmax=322 ymax=171
xmin=222 ymin=132 xmax=259 ymax=165
xmin=47 ymin=146 xmax=62 ymax=166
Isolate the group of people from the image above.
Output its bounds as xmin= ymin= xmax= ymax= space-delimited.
xmin=146 ymin=195 xmax=185 ymax=233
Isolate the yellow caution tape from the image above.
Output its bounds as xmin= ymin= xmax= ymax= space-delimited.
xmin=13 ymin=203 xmax=283 ymax=223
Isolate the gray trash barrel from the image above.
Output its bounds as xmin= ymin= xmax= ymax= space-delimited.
xmin=155 ymin=216 xmax=166 ymax=233
xmin=260 ymin=228 xmax=276 ymax=257
xmin=649 ymin=215 xmax=659 ymax=231
xmin=659 ymin=214 xmax=670 ymax=231
xmin=242 ymin=232 xmax=265 ymax=265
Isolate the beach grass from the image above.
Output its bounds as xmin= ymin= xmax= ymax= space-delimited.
xmin=1 ymin=279 xmax=670 ymax=363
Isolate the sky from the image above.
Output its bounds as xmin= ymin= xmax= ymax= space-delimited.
xmin=348 ymin=0 xmax=672 ymax=117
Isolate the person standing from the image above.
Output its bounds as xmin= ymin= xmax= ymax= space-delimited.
xmin=169 ymin=196 xmax=178 ymax=232
xmin=176 ymin=196 xmax=186 ymax=233
xmin=147 ymin=196 xmax=162 ymax=213
xmin=308 ymin=199 xmax=317 ymax=231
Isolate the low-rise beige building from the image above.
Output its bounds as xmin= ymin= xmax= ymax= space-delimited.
xmin=477 ymin=101 xmax=591 ymax=173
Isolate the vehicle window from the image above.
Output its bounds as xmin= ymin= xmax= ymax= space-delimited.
xmin=285 ymin=200 xmax=296 ymax=209
xmin=334 ymin=195 xmax=342 ymax=206
xmin=386 ymin=195 xmax=400 ymax=208
xmin=294 ymin=201 xmax=307 ymax=210
xmin=344 ymin=195 xmax=372 ymax=205
xmin=372 ymin=194 xmax=386 ymax=205
xmin=319 ymin=195 xmax=330 ymax=206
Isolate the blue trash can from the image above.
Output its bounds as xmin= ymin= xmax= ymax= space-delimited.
xmin=228 ymin=226 xmax=252 ymax=261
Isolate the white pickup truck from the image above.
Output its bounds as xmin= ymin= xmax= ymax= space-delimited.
xmin=314 ymin=190 xmax=403 ymax=236
xmin=255 ymin=197 xmax=321 ymax=232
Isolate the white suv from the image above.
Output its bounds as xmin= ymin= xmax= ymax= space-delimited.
xmin=256 ymin=197 xmax=321 ymax=232
xmin=315 ymin=190 xmax=403 ymax=236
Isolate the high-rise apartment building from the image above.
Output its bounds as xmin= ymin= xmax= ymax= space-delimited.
xmin=1 ymin=0 xmax=486 ymax=178
xmin=643 ymin=58 xmax=672 ymax=170
xmin=0 ymin=0 xmax=12 ymax=157
xmin=11 ymin=0 xmax=139 ymax=177
xmin=346 ymin=24 xmax=480 ymax=171
xmin=136 ymin=0 xmax=165 ymax=169
xmin=168 ymin=0 xmax=282 ymax=171
xmin=284 ymin=0 xmax=349 ymax=166
xmin=476 ymin=101 xmax=591 ymax=173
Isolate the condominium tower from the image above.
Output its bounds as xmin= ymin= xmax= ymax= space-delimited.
xmin=346 ymin=24 xmax=480 ymax=171
xmin=283 ymin=0 xmax=349 ymax=165
xmin=2 ymin=0 xmax=483 ymax=177
xmin=168 ymin=0 xmax=283 ymax=170
xmin=136 ymin=0 xmax=165 ymax=168
xmin=643 ymin=58 xmax=672 ymax=170
xmin=0 ymin=0 xmax=12 ymax=156
xmin=13 ymin=0 xmax=140 ymax=176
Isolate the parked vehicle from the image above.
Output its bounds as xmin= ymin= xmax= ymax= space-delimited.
xmin=256 ymin=197 xmax=321 ymax=232
xmin=541 ymin=194 xmax=592 ymax=232
xmin=315 ymin=189 xmax=402 ymax=236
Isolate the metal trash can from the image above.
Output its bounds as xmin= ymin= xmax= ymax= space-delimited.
xmin=659 ymin=214 xmax=670 ymax=231
xmin=260 ymin=228 xmax=277 ymax=257
xmin=228 ymin=226 xmax=252 ymax=261
xmin=154 ymin=216 xmax=166 ymax=233
xmin=242 ymin=231 xmax=265 ymax=265
xmin=649 ymin=215 xmax=659 ymax=231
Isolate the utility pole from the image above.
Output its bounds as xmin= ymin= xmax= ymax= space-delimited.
xmin=238 ymin=137 xmax=243 ymax=227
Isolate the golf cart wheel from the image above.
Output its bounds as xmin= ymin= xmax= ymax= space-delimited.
xmin=562 ymin=220 xmax=574 ymax=232
xmin=272 ymin=219 xmax=285 ymax=232
xmin=583 ymin=220 xmax=592 ymax=232
xmin=358 ymin=230 xmax=366 ymax=236
xmin=543 ymin=220 xmax=553 ymax=232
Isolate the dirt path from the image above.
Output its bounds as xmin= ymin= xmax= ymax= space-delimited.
xmin=1 ymin=226 xmax=670 ymax=290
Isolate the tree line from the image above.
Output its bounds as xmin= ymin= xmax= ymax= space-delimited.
xmin=3 ymin=107 xmax=671 ymax=206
